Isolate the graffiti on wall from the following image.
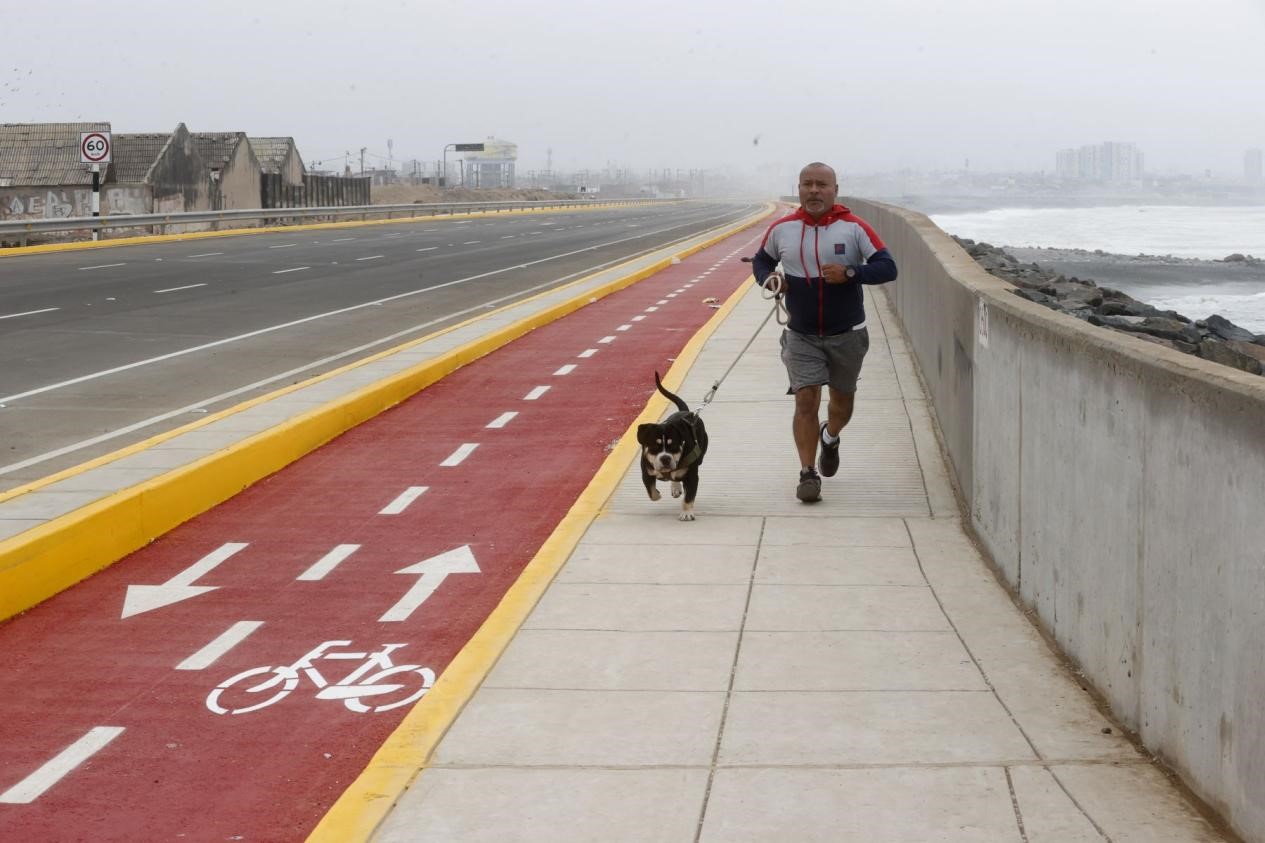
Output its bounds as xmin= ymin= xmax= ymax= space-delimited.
xmin=0 ymin=186 xmax=149 ymax=220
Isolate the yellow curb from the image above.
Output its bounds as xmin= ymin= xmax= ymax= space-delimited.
xmin=303 ymin=275 xmax=753 ymax=843
xmin=0 ymin=205 xmax=771 ymax=624
xmin=0 ymin=200 xmax=656 ymax=257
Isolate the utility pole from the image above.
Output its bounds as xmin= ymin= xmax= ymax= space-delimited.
xmin=359 ymin=147 xmax=367 ymax=176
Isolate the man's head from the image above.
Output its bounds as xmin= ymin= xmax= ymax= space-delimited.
xmin=798 ymin=162 xmax=838 ymax=220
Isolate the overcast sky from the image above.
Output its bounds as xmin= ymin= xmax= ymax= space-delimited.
xmin=5 ymin=0 xmax=1264 ymax=181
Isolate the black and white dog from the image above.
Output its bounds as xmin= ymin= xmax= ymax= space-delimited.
xmin=637 ymin=372 xmax=708 ymax=521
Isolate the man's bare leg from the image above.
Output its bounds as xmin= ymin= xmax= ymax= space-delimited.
xmin=793 ymin=386 xmax=822 ymax=468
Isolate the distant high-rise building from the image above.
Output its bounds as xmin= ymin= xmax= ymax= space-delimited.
xmin=1246 ymin=148 xmax=1263 ymax=183
xmin=1054 ymin=142 xmax=1144 ymax=182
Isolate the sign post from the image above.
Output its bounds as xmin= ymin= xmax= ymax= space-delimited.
xmin=442 ymin=143 xmax=484 ymax=188
xmin=80 ymin=132 xmax=112 ymax=241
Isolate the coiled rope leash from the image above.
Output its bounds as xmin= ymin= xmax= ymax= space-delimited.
xmin=694 ymin=259 xmax=787 ymax=415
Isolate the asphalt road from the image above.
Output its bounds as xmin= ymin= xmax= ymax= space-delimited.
xmin=0 ymin=200 xmax=761 ymax=489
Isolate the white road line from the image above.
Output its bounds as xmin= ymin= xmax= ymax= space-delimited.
xmin=176 ymin=621 xmax=264 ymax=671
xmin=461 ymin=240 xmax=481 ymax=245
xmin=416 ymin=246 xmax=438 ymax=252
xmin=666 ymin=293 xmax=678 ymax=298
xmin=657 ymin=300 xmax=669 ymax=305
xmin=524 ymin=385 xmax=550 ymax=400
xmin=154 ymin=283 xmax=207 ymax=294
xmin=598 ymin=335 xmax=615 ymax=344
xmin=380 ymin=486 xmax=428 ymax=515
xmin=644 ymin=306 xmax=659 ymax=312
xmin=297 ymin=544 xmax=361 ymax=581
xmin=616 ymin=324 xmax=631 ymax=331
xmin=332 ymin=237 xmax=356 ymax=242
xmin=269 ymin=243 xmax=297 ymax=249
xmin=0 ymin=307 xmax=59 ymax=320
xmin=487 ymin=411 xmax=517 ymax=428
xmin=578 ymin=348 xmax=598 ymax=358
xmin=187 ymin=252 xmax=223 ymax=258
xmin=355 ymin=255 xmax=384 ymax=261
xmin=272 ymin=266 xmax=310 ymax=274
xmin=77 ymin=263 xmax=125 ymax=271
xmin=441 ymin=443 xmax=479 ymax=466
xmin=631 ymin=315 xmax=646 ymax=322
xmin=0 ymin=727 xmax=125 ymax=804
xmin=554 ymin=364 xmax=577 ymax=376
xmin=500 ymin=235 xmax=516 ymax=239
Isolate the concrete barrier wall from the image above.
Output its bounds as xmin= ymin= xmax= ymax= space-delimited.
xmin=848 ymin=197 xmax=1265 ymax=842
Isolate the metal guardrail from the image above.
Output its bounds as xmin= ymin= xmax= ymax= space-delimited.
xmin=0 ymin=198 xmax=669 ymax=247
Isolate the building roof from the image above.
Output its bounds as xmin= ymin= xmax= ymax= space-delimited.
xmin=0 ymin=122 xmax=112 ymax=186
xmin=111 ymin=132 xmax=171 ymax=183
xmin=248 ymin=137 xmax=302 ymax=174
xmin=192 ymin=132 xmax=245 ymax=170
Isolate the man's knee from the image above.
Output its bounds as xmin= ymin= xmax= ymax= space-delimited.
xmin=793 ymin=386 xmax=821 ymax=415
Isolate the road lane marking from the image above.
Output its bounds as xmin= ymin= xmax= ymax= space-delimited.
xmin=272 ymin=266 xmax=310 ymax=274
xmin=416 ymin=247 xmax=438 ymax=252
xmin=0 ymin=307 xmax=59 ymax=320
xmin=0 ymin=727 xmax=126 ymax=804
xmin=380 ymin=486 xmax=428 ymax=515
xmin=616 ymin=324 xmax=631 ymax=331
xmin=154 ymin=283 xmax=208 ymax=294
xmin=578 ymin=349 xmax=598 ymax=358
xmin=380 ymin=546 xmax=480 ymax=623
xmin=524 ymin=385 xmax=550 ymax=400
xmin=598 ymin=335 xmax=615 ymax=344
xmin=644 ymin=306 xmax=659 ymax=312
xmin=269 ymin=243 xmax=297 ymax=249
xmin=441 ymin=443 xmax=478 ymax=466
xmin=176 ymin=621 xmax=265 ymax=671
xmin=631 ymin=315 xmax=646 ymax=322
xmin=187 ymin=252 xmax=223 ymax=257
xmin=77 ymin=263 xmax=125 ymax=270
xmin=298 ymin=544 xmax=361 ymax=581
xmin=356 ymin=255 xmax=384 ymax=261
xmin=487 ymin=412 xmax=517 ymax=428
xmin=122 ymin=542 xmax=250 ymax=618
xmin=500 ymin=235 xmax=516 ymax=239
xmin=461 ymin=240 xmax=481 ymax=245
xmin=657 ymin=299 xmax=669 ymax=304
xmin=332 ymin=237 xmax=356 ymax=242
xmin=553 ymin=364 xmax=577 ymax=376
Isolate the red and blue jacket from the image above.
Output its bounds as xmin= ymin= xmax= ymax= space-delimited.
xmin=751 ymin=204 xmax=897 ymax=336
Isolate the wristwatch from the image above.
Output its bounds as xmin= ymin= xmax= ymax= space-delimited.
xmin=845 ymin=266 xmax=857 ymax=281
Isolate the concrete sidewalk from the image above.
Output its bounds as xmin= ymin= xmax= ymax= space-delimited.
xmin=372 ymin=285 xmax=1230 ymax=842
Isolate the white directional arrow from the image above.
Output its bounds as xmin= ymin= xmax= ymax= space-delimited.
xmin=380 ymin=545 xmax=481 ymax=622
xmin=121 ymin=542 xmax=248 ymax=619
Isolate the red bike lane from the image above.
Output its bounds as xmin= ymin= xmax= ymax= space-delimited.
xmin=0 ymin=228 xmax=763 ymax=842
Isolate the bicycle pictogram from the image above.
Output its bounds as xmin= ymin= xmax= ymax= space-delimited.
xmin=206 ymin=640 xmax=435 ymax=715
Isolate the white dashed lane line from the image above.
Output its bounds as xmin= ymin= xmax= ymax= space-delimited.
xmin=461 ymin=240 xmax=481 ymax=245
xmin=644 ymin=306 xmax=659 ymax=312
xmin=598 ymin=336 xmax=615 ymax=344
xmin=1 ymin=307 xmax=59 ymax=320
xmin=297 ymin=544 xmax=361 ymax=582
xmin=524 ymin=386 xmax=550 ymax=400
xmin=616 ymin=325 xmax=631 ymax=331
xmin=0 ymin=727 xmax=126 ymax=804
xmin=487 ymin=412 xmax=517 ymax=429
xmin=416 ymin=247 xmax=438 ymax=252
xmin=332 ymin=237 xmax=356 ymax=242
xmin=77 ymin=263 xmax=126 ymax=271
xmin=176 ymin=621 xmax=264 ymax=671
xmin=441 ymin=443 xmax=479 ymax=466
xmin=272 ymin=266 xmax=310 ymax=274
xmin=187 ymin=252 xmax=223 ymax=258
xmin=355 ymin=255 xmax=384 ymax=261
xmin=380 ymin=486 xmax=428 ymax=515
xmin=268 ymin=243 xmax=297 ymax=249
xmin=554 ymin=364 xmax=577 ymax=376
xmin=631 ymin=315 xmax=645 ymax=322
xmin=578 ymin=349 xmax=598 ymax=358
xmin=154 ymin=283 xmax=207 ymax=294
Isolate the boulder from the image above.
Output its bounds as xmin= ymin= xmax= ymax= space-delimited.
xmin=1041 ymin=281 xmax=1104 ymax=307
xmin=1201 ymin=314 xmax=1257 ymax=343
xmin=1198 ymin=340 xmax=1264 ymax=375
xmin=1228 ymin=340 xmax=1265 ymax=366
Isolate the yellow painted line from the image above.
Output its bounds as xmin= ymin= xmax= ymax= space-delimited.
xmin=0 ymin=200 xmax=658 ymax=257
xmin=305 ymin=272 xmax=758 ymax=840
xmin=0 ymin=206 xmax=771 ymax=624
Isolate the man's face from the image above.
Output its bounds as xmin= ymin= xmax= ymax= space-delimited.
xmin=798 ymin=166 xmax=837 ymax=218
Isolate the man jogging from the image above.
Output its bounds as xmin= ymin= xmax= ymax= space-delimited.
xmin=750 ymin=162 xmax=898 ymax=502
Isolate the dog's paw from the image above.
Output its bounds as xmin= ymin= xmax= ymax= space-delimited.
xmin=678 ymin=510 xmax=696 ymax=521
xmin=671 ymin=481 xmax=683 ymax=498
xmin=648 ymin=486 xmax=661 ymax=501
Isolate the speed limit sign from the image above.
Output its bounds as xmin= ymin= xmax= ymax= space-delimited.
xmin=80 ymin=132 xmax=112 ymax=164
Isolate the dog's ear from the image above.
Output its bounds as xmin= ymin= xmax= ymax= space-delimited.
xmin=636 ymin=423 xmax=659 ymax=447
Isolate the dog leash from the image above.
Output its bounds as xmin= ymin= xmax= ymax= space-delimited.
xmin=694 ymin=263 xmax=788 ymax=415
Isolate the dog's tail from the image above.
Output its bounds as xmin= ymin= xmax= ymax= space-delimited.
xmin=654 ymin=371 xmax=690 ymax=413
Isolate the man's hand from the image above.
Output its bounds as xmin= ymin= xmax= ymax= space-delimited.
xmin=822 ymin=264 xmax=853 ymax=284
xmin=762 ymin=272 xmax=786 ymax=294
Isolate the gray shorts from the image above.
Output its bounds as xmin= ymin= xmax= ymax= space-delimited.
xmin=779 ymin=327 xmax=870 ymax=394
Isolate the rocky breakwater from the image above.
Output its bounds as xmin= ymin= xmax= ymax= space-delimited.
xmin=956 ymin=237 xmax=1265 ymax=377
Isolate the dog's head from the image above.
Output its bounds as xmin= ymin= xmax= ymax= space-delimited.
xmin=637 ymin=421 xmax=686 ymax=474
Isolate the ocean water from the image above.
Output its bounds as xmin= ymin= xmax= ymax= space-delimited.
xmin=930 ymin=205 xmax=1265 ymax=333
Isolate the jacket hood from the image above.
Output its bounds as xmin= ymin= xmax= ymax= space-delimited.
xmin=793 ymin=203 xmax=853 ymax=227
